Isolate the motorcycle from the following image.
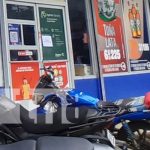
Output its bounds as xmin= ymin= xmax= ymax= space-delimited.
xmin=0 ymin=66 xmax=126 ymax=149
xmin=0 ymin=97 xmax=123 ymax=150
xmin=32 ymin=65 xmax=150 ymax=150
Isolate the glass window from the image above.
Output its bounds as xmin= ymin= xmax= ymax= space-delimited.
xmin=7 ymin=4 xmax=34 ymax=20
xmin=10 ymin=50 xmax=38 ymax=61
xmin=23 ymin=25 xmax=36 ymax=45
xmin=68 ymin=0 xmax=93 ymax=76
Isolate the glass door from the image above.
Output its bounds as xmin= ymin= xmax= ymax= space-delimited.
xmin=36 ymin=4 xmax=72 ymax=90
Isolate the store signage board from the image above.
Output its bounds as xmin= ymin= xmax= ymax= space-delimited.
xmin=39 ymin=7 xmax=67 ymax=60
xmin=122 ymin=0 xmax=150 ymax=71
xmin=93 ymin=0 xmax=128 ymax=74
xmin=10 ymin=50 xmax=38 ymax=61
xmin=44 ymin=61 xmax=69 ymax=88
xmin=11 ymin=62 xmax=40 ymax=101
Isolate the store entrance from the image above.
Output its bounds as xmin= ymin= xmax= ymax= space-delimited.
xmin=4 ymin=1 xmax=72 ymax=100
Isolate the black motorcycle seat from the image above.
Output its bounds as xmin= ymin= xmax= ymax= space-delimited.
xmin=0 ymin=140 xmax=36 ymax=150
xmin=37 ymin=136 xmax=94 ymax=150
xmin=0 ymin=136 xmax=114 ymax=150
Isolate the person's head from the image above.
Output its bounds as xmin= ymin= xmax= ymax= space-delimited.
xmin=23 ymin=78 xmax=28 ymax=84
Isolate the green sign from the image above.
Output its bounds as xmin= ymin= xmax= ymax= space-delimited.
xmin=39 ymin=7 xmax=67 ymax=60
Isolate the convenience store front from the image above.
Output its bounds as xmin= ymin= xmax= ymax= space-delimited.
xmin=0 ymin=0 xmax=150 ymax=102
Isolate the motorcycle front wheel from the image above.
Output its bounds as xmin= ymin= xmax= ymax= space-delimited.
xmin=117 ymin=121 xmax=150 ymax=150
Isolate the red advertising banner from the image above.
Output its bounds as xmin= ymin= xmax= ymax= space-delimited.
xmin=11 ymin=62 xmax=40 ymax=101
xmin=44 ymin=61 xmax=69 ymax=88
xmin=93 ymin=0 xmax=128 ymax=74
xmin=122 ymin=0 xmax=150 ymax=71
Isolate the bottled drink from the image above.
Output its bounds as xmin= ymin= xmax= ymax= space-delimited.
xmin=131 ymin=4 xmax=136 ymax=18
xmin=135 ymin=3 xmax=142 ymax=37
xmin=128 ymin=9 xmax=137 ymax=38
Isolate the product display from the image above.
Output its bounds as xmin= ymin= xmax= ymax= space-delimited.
xmin=128 ymin=1 xmax=142 ymax=38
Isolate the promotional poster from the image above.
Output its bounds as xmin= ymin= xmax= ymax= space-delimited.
xmin=8 ymin=24 xmax=22 ymax=45
xmin=39 ymin=7 xmax=67 ymax=60
xmin=122 ymin=0 xmax=150 ymax=71
xmin=93 ymin=0 xmax=128 ymax=74
xmin=44 ymin=61 xmax=69 ymax=88
xmin=11 ymin=63 xmax=40 ymax=101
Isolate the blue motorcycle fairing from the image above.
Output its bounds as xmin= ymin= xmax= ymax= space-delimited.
xmin=36 ymin=93 xmax=65 ymax=114
xmin=36 ymin=89 xmax=100 ymax=114
xmin=67 ymin=89 xmax=99 ymax=107
xmin=113 ymin=110 xmax=150 ymax=124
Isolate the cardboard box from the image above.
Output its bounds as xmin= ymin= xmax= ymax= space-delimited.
xmin=75 ymin=64 xmax=92 ymax=76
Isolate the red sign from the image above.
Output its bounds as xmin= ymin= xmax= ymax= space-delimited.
xmin=11 ymin=62 xmax=40 ymax=101
xmin=93 ymin=0 xmax=128 ymax=74
xmin=44 ymin=61 xmax=69 ymax=88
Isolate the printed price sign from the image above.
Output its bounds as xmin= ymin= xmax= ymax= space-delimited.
xmin=93 ymin=0 xmax=128 ymax=74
